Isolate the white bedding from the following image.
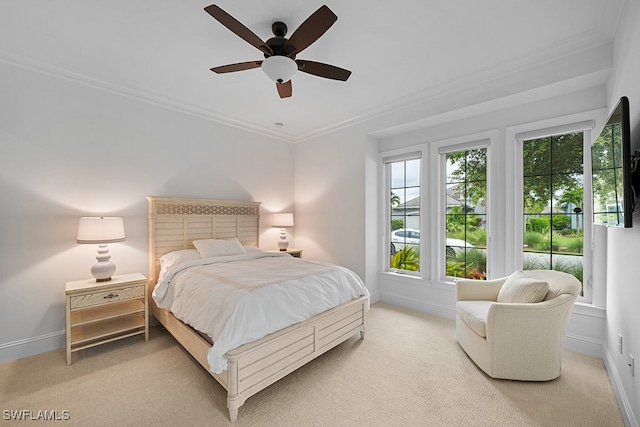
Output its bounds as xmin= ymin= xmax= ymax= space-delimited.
xmin=153 ymin=251 xmax=370 ymax=373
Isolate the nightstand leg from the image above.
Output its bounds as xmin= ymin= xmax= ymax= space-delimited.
xmin=144 ymin=290 xmax=149 ymax=341
xmin=66 ymin=297 xmax=72 ymax=365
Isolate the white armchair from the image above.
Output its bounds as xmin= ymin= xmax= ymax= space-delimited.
xmin=455 ymin=270 xmax=581 ymax=381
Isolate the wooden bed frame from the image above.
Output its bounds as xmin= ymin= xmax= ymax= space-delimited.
xmin=147 ymin=196 xmax=367 ymax=422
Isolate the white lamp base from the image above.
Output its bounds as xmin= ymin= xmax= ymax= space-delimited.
xmin=278 ymin=229 xmax=289 ymax=251
xmin=277 ymin=240 xmax=290 ymax=251
xmin=91 ymin=244 xmax=116 ymax=282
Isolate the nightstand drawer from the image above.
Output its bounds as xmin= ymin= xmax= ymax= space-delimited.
xmin=70 ymin=284 xmax=145 ymax=310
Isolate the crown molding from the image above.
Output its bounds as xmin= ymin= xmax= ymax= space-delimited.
xmin=0 ymin=26 xmax=613 ymax=145
xmin=293 ymin=29 xmax=612 ymax=142
xmin=0 ymin=49 xmax=296 ymax=144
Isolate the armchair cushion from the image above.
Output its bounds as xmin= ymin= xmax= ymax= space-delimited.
xmin=457 ymin=301 xmax=493 ymax=337
xmin=497 ymin=270 xmax=549 ymax=303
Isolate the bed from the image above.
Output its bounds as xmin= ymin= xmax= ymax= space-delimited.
xmin=147 ymin=196 xmax=369 ymax=422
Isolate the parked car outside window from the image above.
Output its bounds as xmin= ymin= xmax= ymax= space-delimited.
xmin=390 ymin=228 xmax=473 ymax=259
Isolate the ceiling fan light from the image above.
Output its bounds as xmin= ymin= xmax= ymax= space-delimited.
xmin=261 ymin=56 xmax=297 ymax=83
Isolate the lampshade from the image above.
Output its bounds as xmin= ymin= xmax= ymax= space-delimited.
xmin=261 ymin=56 xmax=298 ymax=84
xmin=77 ymin=217 xmax=125 ymax=282
xmin=77 ymin=217 xmax=126 ymax=243
xmin=272 ymin=213 xmax=294 ymax=228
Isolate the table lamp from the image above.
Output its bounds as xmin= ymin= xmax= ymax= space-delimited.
xmin=272 ymin=213 xmax=294 ymax=251
xmin=77 ymin=217 xmax=126 ymax=282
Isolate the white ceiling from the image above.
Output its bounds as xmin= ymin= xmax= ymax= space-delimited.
xmin=0 ymin=0 xmax=625 ymax=142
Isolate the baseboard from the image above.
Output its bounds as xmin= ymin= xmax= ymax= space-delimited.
xmin=603 ymin=347 xmax=639 ymax=427
xmin=368 ymin=290 xmax=380 ymax=305
xmin=564 ymin=332 xmax=604 ymax=358
xmin=0 ymin=330 xmax=65 ymax=364
xmin=380 ymin=292 xmax=456 ymax=321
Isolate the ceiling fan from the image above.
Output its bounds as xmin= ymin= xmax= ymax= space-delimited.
xmin=204 ymin=4 xmax=351 ymax=98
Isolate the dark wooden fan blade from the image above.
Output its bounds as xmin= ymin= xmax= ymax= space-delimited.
xmin=296 ymin=60 xmax=351 ymax=81
xmin=285 ymin=5 xmax=337 ymax=55
xmin=204 ymin=5 xmax=272 ymax=55
xmin=210 ymin=61 xmax=262 ymax=74
xmin=276 ymin=80 xmax=292 ymax=98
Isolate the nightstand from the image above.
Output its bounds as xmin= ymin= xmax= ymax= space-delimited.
xmin=65 ymin=272 xmax=148 ymax=365
xmin=270 ymin=248 xmax=302 ymax=258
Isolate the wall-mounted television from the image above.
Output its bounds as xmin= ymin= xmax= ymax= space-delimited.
xmin=592 ymin=96 xmax=635 ymax=227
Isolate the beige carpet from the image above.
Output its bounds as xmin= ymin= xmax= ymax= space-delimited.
xmin=0 ymin=303 xmax=624 ymax=426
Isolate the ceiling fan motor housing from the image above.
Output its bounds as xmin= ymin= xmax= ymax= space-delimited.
xmin=272 ymin=21 xmax=287 ymax=37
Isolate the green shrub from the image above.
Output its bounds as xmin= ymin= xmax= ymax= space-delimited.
xmin=465 ymin=229 xmax=487 ymax=247
xmin=523 ymin=232 xmax=542 ymax=248
xmin=391 ymin=219 xmax=404 ymax=231
xmin=446 ymin=261 xmax=466 ymax=278
xmin=523 ymin=256 xmax=549 ymax=270
xmin=566 ymin=237 xmax=583 ymax=254
xmin=448 ymin=248 xmax=486 ymax=279
xmin=390 ymin=246 xmax=420 ymax=271
xmin=552 ymin=215 xmax=571 ymax=230
xmin=527 ymin=217 xmax=550 ymax=233
xmin=535 ymin=232 xmax=561 ymax=251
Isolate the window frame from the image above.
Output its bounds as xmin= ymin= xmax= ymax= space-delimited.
xmin=379 ymin=131 xmax=496 ymax=284
xmin=433 ymin=132 xmax=495 ymax=282
xmin=441 ymin=146 xmax=489 ymax=280
xmin=380 ymin=147 xmax=426 ymax=276
xmin=507 ymin=113 xmax=599 ymax=304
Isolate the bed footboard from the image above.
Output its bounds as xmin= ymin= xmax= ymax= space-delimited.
xmin=225 ymin=296 xmax=367 ymax=421
xmin=152 ymin=295 xmax=366 ymax=422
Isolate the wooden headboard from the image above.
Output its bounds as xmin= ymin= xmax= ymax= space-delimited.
xmin=147 ymin=196 xmax=261 ymax=286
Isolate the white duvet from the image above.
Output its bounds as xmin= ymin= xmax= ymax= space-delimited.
xmin=153 ymin=252 xmax=370 ymax=373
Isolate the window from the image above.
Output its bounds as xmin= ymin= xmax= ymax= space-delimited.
xmin=381 ymin=133 xmax=494 ymax=281
xmin=592 ymin=121 xmax=624 ymax=225
xmin=387 ymin=154 xmax=421 ymax=272
xmin=378 ymin=116 xmax=597 ymax=303
xmin=522 ymin=131 xmax=585 ymax=294
xmin=445 ymin=148 xmax=488 ymax=279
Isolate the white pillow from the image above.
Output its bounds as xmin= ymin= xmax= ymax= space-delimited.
xmin=497 ymin=271 xmax=549 ymax=303
xmin=193 ymin=237 xmax=246 ymax=258
xmin=243 ymin=245 xmax=263 ymax=254
xmin=159 ymin=249 xmax=200 ymax=269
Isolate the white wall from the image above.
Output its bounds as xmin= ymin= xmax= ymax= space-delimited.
xmin=602 ymin=0 xmax=640 ymax=424
xmin=0 ymin=60 xmax=295 ymax=362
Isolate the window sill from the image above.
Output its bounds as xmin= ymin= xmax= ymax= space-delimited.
xmin=378 ymin=271 xmax=457 ymax=290
xmin=379 ymin=271 xmax=423 ymax=282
